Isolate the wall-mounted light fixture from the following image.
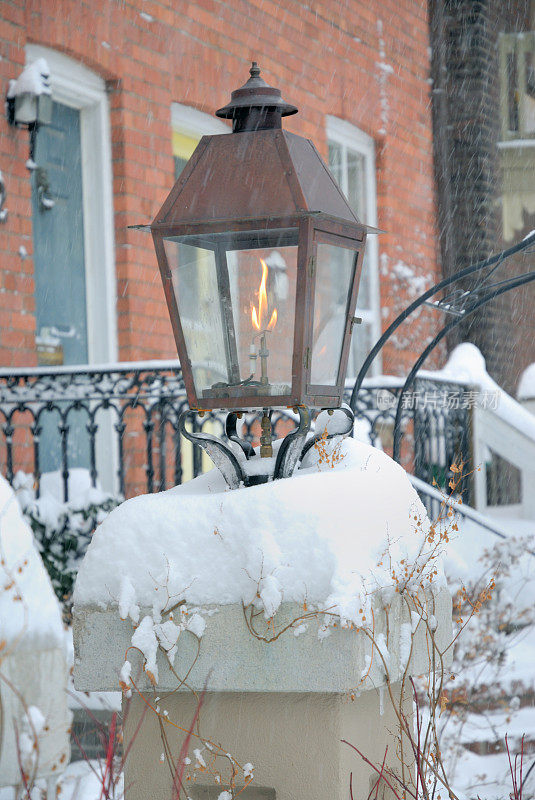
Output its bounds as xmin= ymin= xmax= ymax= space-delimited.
xmin=6 ymin=58 xmax=52 ymax=171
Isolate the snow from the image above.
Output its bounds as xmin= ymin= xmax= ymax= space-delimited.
xmin=131 ymin=616 xmax=159 ymax=681
xmin=315 ymin=407 xmax=350 ymax=435
xmin=74 ymin=438 xmax=440 ymax=635
xmin=121 ymin=604 xmax=209 ymax=684
xmin=391 ymin=259 xmax=429 ymax=296
xmin=434 ymin=507 xmax=535 ymax=798
xmin=14 ymin=468 xmax=116 ymax=542
xmin=258 ymin=574 xmax=283 ymax=619
xmin=18 ymin=705 xmax=46 ymax=775
xmin=0 ymin=475 xmax=64 ymax=650
xmin=0 ymin=357 xmax=180 ymax=378
xmin=446 ymin=745 xmax=525 ymax=800
xmin=444 ymin=517 xmax=535 ymax=688
xmin=119 ymin=576 xmax=139 ymax=623
xmin=43 ymin=759 xmax=124 ymax=800
xmin=7 ymin=58 xmax=51 ymax=98
xmin=518 ymin=362 xmax=535 ymax=399
xmin=425 ymin=343 xmax=535 ymax=441
xmin=16 ymin=467 xmax=108 ymax=508
xmin=187 ymin=612 xmax=206 ymax=638
xmin=119 ymin=659 xmax=132 ymax=688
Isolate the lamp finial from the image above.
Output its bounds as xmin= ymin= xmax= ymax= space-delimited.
xmin=215 ymin=61 xmax=298 ymax=132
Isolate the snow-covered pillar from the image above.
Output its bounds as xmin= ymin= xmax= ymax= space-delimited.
xmin=0 ymin=477 xmax=71 ymax=788
xmin=73 ymin=439 xmax=452 ymax=799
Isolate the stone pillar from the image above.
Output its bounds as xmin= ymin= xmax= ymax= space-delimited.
xmin=124 ymin=685 xmax=410 ymax=800
xmin=74 ymin=593 xmax=451 ymax=800
xmin=73 ymin=436 xmax=453 ymax=798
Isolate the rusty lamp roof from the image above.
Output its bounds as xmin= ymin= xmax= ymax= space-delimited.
xmin=151 ymin=63 xmax=367 ymax=231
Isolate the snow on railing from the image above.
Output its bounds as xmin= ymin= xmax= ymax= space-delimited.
xmin=425 ymin=344 xmax=535 ymax=520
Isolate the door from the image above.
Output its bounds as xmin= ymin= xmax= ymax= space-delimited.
xmin=32 ymin=100 xmax=90 ymax=475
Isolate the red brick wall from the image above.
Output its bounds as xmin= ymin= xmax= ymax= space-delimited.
xmin=0 ymin=0 xmax=439 ymax=374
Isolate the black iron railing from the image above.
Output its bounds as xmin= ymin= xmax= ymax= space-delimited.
xmin=0 ymin=361 xmax=472 ymax=501
xmin=352 ymin=375 xmax=472 ymax=499
xmin=0 ymin=362 xmax=472 ymax=606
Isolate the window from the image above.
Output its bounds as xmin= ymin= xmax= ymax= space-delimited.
xmin=499 ymin=31 xmax=535 ymax=142
xmin=172 ymin=103 xmax=229 ymax=177
xmin=326 ymin=117 xmax=380 ymax=377
xmin=171 ymin=104 xmax=230 ymax=325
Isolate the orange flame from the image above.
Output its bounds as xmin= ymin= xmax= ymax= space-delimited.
xmin=251 ymin=259 xmax=277 ymax=331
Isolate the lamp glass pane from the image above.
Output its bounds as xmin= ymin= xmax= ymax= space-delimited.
xmin=310 ymin=242 xmax=357 ymax=386
xmin=164 ymin=228 xmax=298 ymax=403
xmin=14 ymin=94 xmax=38 ymax=125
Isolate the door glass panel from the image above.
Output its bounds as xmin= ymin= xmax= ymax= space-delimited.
xmin=33 ymin=101 xmax=88 ymax=366
xmin=328 ymin=141 xmax=343 ymax=188
xmin=32 ymin=100 xmax=89 ymax=471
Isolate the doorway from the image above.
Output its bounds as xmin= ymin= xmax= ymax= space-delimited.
xmin=27 ymin=45 xmax=117 ymax=491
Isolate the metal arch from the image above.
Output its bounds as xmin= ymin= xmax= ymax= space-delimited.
xmin=349 ymin=231 xmax=535 ymax=411
xmin=392 ymin=271 xmax=535 ymax=462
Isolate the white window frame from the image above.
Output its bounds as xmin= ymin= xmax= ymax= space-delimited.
xmin=171 ymin=102 xmax=236 ymax=321
xmin=26 ymin=44 xmax=117 ymax=365
xmin=326 ymin=116 xmax=381 ymax=376
xmin=171 ymin=102 xmax=229 ymax=141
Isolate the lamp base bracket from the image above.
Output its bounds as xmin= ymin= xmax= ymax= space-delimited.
xmin=178 ymin=406 xmax=354 ymax=490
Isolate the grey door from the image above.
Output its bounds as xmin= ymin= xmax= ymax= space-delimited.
xmin=32 ymin=100 xmax=90 ymax=474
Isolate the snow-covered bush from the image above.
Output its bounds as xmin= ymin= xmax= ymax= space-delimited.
xmin=0 ymin=474 xmax=71 ymax=792
xmin=13 ymin=469 xmax=120 ymax=610
xmin=437 ymin=531 xmax=535 ymax=799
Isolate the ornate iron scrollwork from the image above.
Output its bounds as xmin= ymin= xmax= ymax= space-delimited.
xmin=299 ymin=405 xmax=354 ymax=462
xmin=178 ymin=406 xmax=353 ymax=490
xmin=274 ymin=407 xmax=311 ymax=479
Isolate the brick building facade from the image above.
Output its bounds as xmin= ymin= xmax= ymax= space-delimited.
xmin=0 ymin=0 xmax=439 ymax=382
